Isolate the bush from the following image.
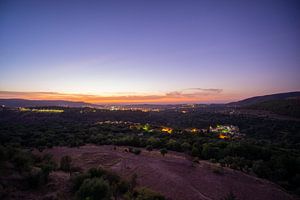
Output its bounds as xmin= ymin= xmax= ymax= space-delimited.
xmin=12 ymin=151 xmax=32 ymax=172
xmin=134 ymin=187 xmax=165 ymax=200
xmin=72 ymin=173 xmax=90 ymax=191
xmin=212 ymin=165 xmax=224 ymax=175
xmin=146 ymin=145 xmax=153 ymax=152
xmin=72 ymin=168 xmax=131 ymax=200
xmin=24 ymin=167 xmax=49 ymax=189
xmin=191 ymin=147 xmax=200 ymax=157
xmin=160 ymin=148 xmax=168 ymax=156
xmin=252 ymin=160 xmax=271 ymax=178
xmin=181 ymin=142 xmax=191 ymax=152
xmin=76 ymin=177 xmax=110 ymax=200
xmin=133 ymin=149 xmax=141 ymax=155
xmin=0 ymin=145 xmax=5 ymax=162
xmin=202 ymin=144 xmax=221 ymax=160
xmin=60 ymin=156 xmax=72 ymax=172
xmin=116 ymin=180 xmax=130 ymax=195
xmin=88 ymin=167 xmax=106 ymax=178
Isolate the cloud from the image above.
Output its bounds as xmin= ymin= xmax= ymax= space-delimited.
xmin=183 ymin=88 xmax=223 ymax=93
xmin=0 ymin=88 xmax=224 ymax=104
xmin=166 ymin=88 xmax=223 ymax=98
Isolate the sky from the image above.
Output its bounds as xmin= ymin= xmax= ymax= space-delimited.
xmin=0 ymin=0 xmax=299 ymax=104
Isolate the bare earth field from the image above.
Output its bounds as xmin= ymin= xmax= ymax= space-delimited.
xmin=32 ymin=144 xmax=296 ymax=200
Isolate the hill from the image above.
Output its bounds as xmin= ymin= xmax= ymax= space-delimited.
xmin=246 ymin=98 xmax=300 ymax=118
xmin=229 ymin=92 xmax=300 ymax=118
xmin=229 ymin=91 xmax=300 ymax=106
xmin=0 ymin=98 xmax=98 ymax=108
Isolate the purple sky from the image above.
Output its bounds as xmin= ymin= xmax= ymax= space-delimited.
xmin=0 ymin=0 xmax=299 ymax=103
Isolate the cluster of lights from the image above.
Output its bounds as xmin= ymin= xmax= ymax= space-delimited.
xmin=94 ymin=120 xmax=241 ymax=140
xmin=210 ymin=125 xmax=240 ymax=139
xmin=19 ymin=107 xmax=64 ymax=113
xmin=108 ymin=106 xmax=160 ymax=112
xmin=161 ymin=127 xmax=173 ymax=134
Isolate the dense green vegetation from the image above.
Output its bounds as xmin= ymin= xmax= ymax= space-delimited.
xmin=246 ymin=98 xmax=300 ymax=118
xmin=72 ymin=168 xmax=165 ymax=200
xmin=0 ymin=145 xmax=57 ymax=199
xmin=0 ymin=145 xmax=165 ymax=199
xmin=0 ymin=107 xmax=299 ymax=195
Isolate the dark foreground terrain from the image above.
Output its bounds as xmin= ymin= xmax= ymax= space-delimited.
xmin=42 ymin=145 xmax=297 ymax=200
xmin=0 ymin=98 xmax=299 ymax=199
xmin=1 ymin=145 xmax=292 ymax=200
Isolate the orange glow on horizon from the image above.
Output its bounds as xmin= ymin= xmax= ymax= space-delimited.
xmin=0 ymin=91 xmax=239 ymax=104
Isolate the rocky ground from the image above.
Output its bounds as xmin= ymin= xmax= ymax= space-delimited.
xmin=32 ymin=144 xmax=296 ymax=200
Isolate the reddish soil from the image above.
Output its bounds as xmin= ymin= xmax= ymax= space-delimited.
xmin=38 ymin=144 xmax=296 ymax=200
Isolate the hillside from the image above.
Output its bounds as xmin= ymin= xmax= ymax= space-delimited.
xmin=229 ymin=91 xmax=300 ymax=106
xmin=246 ymin=98 xmax=300 ymax=118
xmin=37 ymin=145 xmax=295 ymax=200
xmin=228 ymin=92 xmax=300 ymax=118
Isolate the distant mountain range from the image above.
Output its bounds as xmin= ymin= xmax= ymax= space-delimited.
xmin=0 ymin=99 xmax=97 ymax=108
xmin=1 ymin=91 xmax=300 ymax=110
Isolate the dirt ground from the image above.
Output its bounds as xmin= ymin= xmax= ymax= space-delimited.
xmin=35 ymin=144 xmax=297 ymax=200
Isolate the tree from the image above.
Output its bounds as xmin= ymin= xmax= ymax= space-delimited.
xmin=60 ymin=155 xmax=72 ymax=172
xmin=201 ymin=143 xmax=220 ymax=160
xmin=113 ymin=180 xmax=129 ymax=200
xmin=25 ymin=167 xmax=44 ymax=189
xmin=166 ymin=139 xmax=180 ymax=151
xmin=0 ymin=145 xmax=5 ymax=163
xmin=181 ymin=142 xmax=191 ymax=152
xmin=147 ymin=137 xmax=160 ymax=148
xmin=160 ymin=148 xmax=168 ymax=156
xmin=133 ymin=148 xmax=141 ymax=155
xmin=252 ymin=160 xmax=271 ymax=178
xmin=12 ymin=151 xmax=32 ymax=173
xmin=129 ymin=173 xmax=138 ymax=193
xmin=76 ymin=177 xmax=110 ymax=200
xmin=146 ymin=145 xmax=153 ymax=152
xmin=191 ymin=147 xmax=200 ymax=157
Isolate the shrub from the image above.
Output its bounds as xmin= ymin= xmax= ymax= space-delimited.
xmin=212 ymin=165 xmax=224 ymax=175
xmin=60 ymin=155 xmax=72 ymax=172
xmin=116 ymin=180 xmax=130 ymax=195
xmin=0 ymin=145 xmax=5 ymax=162
xmin=88 ymin=167 xmax=106 ymax=178
xmin=72 ymin=173 xmax=90 ymax=191
xmin=160 ymin=148 xmax=168 ymax=156
xmin=133 ymin=149 xmax=141 ymax=155
xmin=134 ymin=187 xmax=165 ymax=200
xmin=12 ymin=151 xmax=32 ymax=172
xmin=24 ymin=167 xmax=48 ymax=189
xmin=191 ymin=147 xmax=200 ymax=157
xmin=202 ymin=144 xmax=221 ymax=160
xmin=252 ymin=160 xmax=271 ymax=178
xmin=146 ymin=145 xmax=153 ymax=152
xmin=72 ymin=168 xmax=131 ymax=200
xmin=76 ymin=177 xmax=110 ymax=200
xmin=181 ymin=142 xmax=191 ymax=152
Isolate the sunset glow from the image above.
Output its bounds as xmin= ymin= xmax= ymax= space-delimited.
xmin=0 ymin=1 xmax=299 ymax=104
xmin=0 ymin=90 xmax=241 ymax=104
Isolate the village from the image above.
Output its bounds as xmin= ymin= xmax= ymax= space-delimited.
xmin=95 ymin=120 xmax=243 ymax=140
